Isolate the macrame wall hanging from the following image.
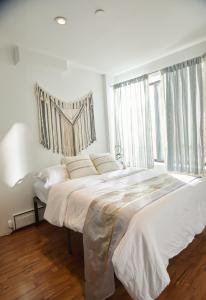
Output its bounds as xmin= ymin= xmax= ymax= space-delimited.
xmin=35 ymin=84 xmax=96 ymax=156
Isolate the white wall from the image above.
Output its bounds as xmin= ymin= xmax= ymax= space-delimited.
xmin=0 ymin=45 xmax=109 ymax=235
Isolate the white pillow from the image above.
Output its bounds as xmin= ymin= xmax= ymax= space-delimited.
xmin=37 ymin=164 xmax=69 ymax=188
xmin=90 ymin=153 xmax=121 ymax=174
xmin=61 ymin=155 xmax=98 ymax=179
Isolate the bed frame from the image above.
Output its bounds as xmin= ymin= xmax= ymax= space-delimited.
xmin=33 ymin=196 xmax=73 ymax=255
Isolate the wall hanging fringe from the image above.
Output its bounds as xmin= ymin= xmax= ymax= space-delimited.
xmin=35 ymin=84 xmax=96 ymax=156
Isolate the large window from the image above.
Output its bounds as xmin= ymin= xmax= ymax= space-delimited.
xmin=113 ymin=55 xmax=205 ymax=174
xmin=113 ymin=73 xmax=165 ymax=168
xmin=113 ymin=75 xmax=154 ymax=168
xmin=149 ymin=80 xmax=165 ymax=162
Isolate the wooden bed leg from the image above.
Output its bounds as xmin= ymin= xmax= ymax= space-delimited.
xmin=33 ymin=197 xmax=40 ymax=225
xmin=67 ymin=229 xmax=72 ymax=255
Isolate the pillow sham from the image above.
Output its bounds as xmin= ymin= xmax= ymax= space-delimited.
xmin=90 ymin=153 xmax=121 ymax=174
xmin=61 ymin=155 xmax=98 ymax=179
xmin=36 ymin=164 xmax=69 ymax=188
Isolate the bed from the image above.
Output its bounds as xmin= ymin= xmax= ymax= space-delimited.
xmin=33 ymin=165 xmax=206 ymax=300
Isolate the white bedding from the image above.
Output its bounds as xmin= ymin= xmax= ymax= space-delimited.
xmin=44 ymin=167 xmax=206 ymax=300
xmin=33 ymin=180 xmax=50 ymax=204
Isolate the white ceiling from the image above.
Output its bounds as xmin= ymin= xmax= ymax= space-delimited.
xmin=1 ymin=0 xmax=206 ymax=74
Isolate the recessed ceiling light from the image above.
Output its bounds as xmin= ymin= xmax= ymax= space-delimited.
xmin=95 ymin=9 xmax=105 ymax=16
xmin=55 ymin=16 xmax=67 ymax=25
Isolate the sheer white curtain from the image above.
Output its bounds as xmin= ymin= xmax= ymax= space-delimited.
xmin=113 ymin=75 xmax=154 ymax=168
xmin=150 ymin=82 xmax=165 ymax=162
xmin=161 ymin=57 xmax=205 ymax=175
xmin=203 ymin=54 xmax=206 ymax=164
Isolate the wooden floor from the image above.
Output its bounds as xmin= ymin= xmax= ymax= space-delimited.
xmin=0 ymin=223 xmax=206 ymax=300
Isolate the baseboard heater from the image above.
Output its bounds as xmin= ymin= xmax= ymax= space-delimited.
xmin=12 ymin=205 xmax=45 ymax=230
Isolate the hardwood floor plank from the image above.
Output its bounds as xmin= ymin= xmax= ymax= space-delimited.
xmin=0 ymin=222 xmax=205 ymax=300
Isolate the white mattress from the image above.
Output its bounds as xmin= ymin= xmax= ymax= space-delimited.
xmin=33 ymin=180 xmax=50 ymax=204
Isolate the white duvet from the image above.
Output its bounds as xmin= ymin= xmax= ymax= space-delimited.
xmin=44 ymin=167 xmax=206 ymax=300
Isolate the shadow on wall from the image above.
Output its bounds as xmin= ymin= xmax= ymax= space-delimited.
xmin=0 ymin=123 xmax=34 ymax=187
xmin=0 ymin=121 xmax=63 ymax=235
xmin=0 ymin=173 xmax=35 ymax=235
xmin=0 ymin=123 xmax=37 ymax=235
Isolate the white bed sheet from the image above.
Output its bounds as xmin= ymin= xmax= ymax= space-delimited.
xmin=33 ymin=180 xmax=50 ymax=204
xmin=44 ymin=167 xmax=206 ymax=300
xmin=112 ymin=176 xmax=206 ymax=300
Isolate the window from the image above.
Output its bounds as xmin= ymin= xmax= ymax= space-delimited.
xmin=149 ymin=74 xmax=165 ymax=162
xmin=112 ymin=72 xmax=165 ymax=168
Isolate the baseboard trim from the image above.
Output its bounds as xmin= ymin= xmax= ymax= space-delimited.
xmin=0 ymin=230 xmax=12 ymax=237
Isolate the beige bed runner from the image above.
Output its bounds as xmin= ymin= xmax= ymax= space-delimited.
xmin=83 ymin=173 xmax=188 ymax=300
